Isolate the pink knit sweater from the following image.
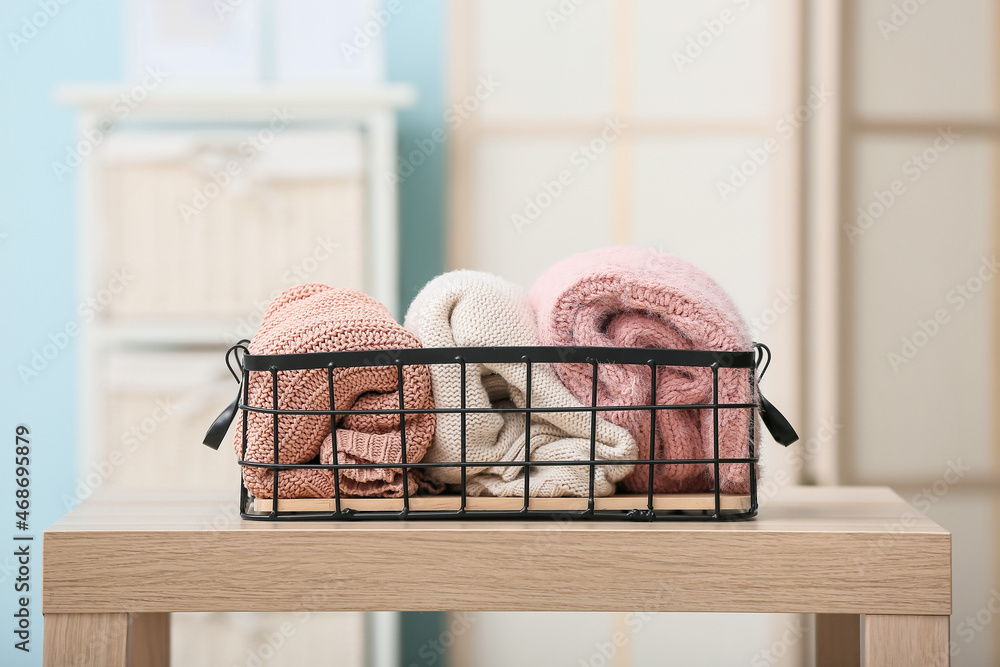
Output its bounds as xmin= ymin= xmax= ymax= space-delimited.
xmin=529 ymin=247 xmax=757 ymax=494
xmin=234 ymin=284 xmax=436 ymax=499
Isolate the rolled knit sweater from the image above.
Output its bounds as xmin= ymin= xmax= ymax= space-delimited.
xmin=234 ymin=284 xmax=436 ymax=499
xmin=529 ymin=246 xmax=757 ymax=494
xmin=404 ymin=270 xmax=638 ymax=497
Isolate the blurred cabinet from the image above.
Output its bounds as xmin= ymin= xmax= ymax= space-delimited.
xmin=99 ymin=130 xmax=366 ymax=320
xmin=58 ymin=84 xmax=414 ymax=491
xmin=59 ymin=84 xmax=412 ymax=667
xmin=102 ymin=349 xmax=240 ymax=490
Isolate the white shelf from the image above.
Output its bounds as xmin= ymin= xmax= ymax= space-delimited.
xmin=67 ymin=82 xmax=410 ymax=476
xmin=94 ymin=321 xmax=250 ymax=349
xmin=55 ymin=83 xmax=417 ymax=120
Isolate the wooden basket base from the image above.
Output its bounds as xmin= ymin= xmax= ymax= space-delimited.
xmin=252 ymin=493 xmax=752 ymax=513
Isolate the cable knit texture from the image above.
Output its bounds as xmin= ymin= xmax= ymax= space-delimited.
xmin=234 ymin=284 xmax=436 ymax=498
xmin=528 ymin=246 xmax=758 ymax=494
xmin=404 ymin=270 xmax=638 ymax=497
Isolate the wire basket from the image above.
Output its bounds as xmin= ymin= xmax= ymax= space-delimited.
xmin=205 ymin=343 xmax=795 ymax=521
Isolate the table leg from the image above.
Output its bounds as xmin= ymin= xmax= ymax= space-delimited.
xmin=864 ymin=615 xmax=950 ymax=667
xmin=44 ymin=613 xmax=128 ymax=666
xmin=129 ymin=612 xmax=170 ymax=667
xmin=816 ymin=614 xmax=860 ymax=666
xmin=43 ymin=612 xmax=170 ymax=667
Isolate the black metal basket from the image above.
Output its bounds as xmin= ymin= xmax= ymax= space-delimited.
xmin=205 ymin=343 xmax=795 ymax=522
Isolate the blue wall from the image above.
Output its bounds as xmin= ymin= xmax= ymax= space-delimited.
xmin=387 ymin=0 xmax=446 ymax=306
xmin=1 ymin=2 xmax=122 ymax=665
xmin=385 ymin=4 xmax=448 ymax=664
xmin=0 ymin=2 xmax=443 ymax=664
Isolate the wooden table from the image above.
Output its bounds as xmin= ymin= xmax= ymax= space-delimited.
xmin=42 ymin=486 xmax=951 ymax=666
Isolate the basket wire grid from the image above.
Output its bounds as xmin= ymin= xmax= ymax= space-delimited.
xmin=216 ymin=344 xmax=770 ymax=522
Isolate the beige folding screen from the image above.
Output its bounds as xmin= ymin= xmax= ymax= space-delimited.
xmin=841 ymin=1 xmax=998 ymax=664
xmin=445 ymin=0 xmax=806 ymax=664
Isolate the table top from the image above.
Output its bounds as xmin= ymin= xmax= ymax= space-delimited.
xmin=43 ymin=486 xmax=950 ymax=615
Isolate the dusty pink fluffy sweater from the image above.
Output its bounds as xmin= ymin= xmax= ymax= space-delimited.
xmin=529 ymin=246 xmax=758 ymax=494
xmin=234 ymin=284 xmax=436 ymax=499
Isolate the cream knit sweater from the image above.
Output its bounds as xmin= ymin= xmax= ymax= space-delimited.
xmin=404 ymin=270 xmax=638 ymax=497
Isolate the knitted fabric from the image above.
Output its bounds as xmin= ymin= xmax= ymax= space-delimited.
xmin=528 ymin=246 xmax=758 ymax=494
xmin=234 ymin=284 xmax=436 ymax=498
xmin=404 ymin=270 xmax=638 ymax=497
